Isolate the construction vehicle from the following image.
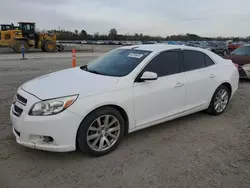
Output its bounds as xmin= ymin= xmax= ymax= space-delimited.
xmin=0 ymin=23 xmax=19 ymax=31
xmin=0 ymin=22 xmax=64 ymax=53
xmin=0 ymin=24 xmax=13 ymax=31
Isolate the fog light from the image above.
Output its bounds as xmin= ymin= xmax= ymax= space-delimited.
xmin=43 ymin=136 xmax=54 ymax=143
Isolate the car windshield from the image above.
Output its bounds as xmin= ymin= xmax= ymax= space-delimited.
xmin=231 ymin=46 xmax=250 ymax=55
xmin=82 ymin=49 xmax=151 ymax=77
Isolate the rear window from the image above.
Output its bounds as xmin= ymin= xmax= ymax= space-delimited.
xmin=231 ymin=46 xmax=250 ymax=55
xmin=84 ymin=49 xmax=151 ymax=77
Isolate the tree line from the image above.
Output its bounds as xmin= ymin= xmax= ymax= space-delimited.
xmin=48 ymin=28 xmax=250 ymax=42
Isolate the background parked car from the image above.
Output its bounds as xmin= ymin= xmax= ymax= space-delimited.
xmin=228 ymin=42 xmax=242 ymax=53
xmin=224 ymin=44 xmax=250 ymax=78
xmin=202 ymin=41 xmax=228 ymax=55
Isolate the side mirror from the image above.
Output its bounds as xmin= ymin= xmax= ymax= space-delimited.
xmin=140 ymin=71 xmax=158 ymax=81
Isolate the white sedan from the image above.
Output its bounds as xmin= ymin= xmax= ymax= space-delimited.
xmin=10 ymin=44 xmax=239 ymax=157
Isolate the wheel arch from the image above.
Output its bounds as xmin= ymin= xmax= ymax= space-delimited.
xmin=13 ymin=38 xmax=29 ymax=46
xmin=221 ymin=82 xmax=232 ymax=97
xmin=75 ymin=104 xmax=130 ymax=147
xmin=209 ymin=82 xmax=232 ymax=104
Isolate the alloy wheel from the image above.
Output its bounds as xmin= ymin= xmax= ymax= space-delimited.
xmin=86 ymin=115 xmax=121 ymax=152
xmin=214 ymin=89 xmax=229 ymax=113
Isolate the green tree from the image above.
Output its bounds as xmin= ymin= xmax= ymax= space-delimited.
xmin=80 ymin=29 xmax=88 ymax=39
xmin=74 ymin=30 xmax=79 ymax=35
xmin=108 ymin=28 xmax=118 ymax=40
xmin=94 ymin=32 xmax=100 ymax=40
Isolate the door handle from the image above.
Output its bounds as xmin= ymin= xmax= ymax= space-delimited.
xmin=209 ymin=74 xmax=216 ymax=78
xmin=175 ymin=82 xmax=184 ymax=87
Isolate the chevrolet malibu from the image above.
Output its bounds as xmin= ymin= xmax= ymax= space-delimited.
xmin=11 ymin=44 xmax=239 ymax=157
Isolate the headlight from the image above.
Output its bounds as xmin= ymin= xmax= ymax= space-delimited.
xmin=29 ymin=95 xmax=78 ymax=116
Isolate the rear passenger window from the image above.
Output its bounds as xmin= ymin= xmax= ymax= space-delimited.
xmin=205 ymin=55 xmax=215 ymax=66
xmin=183 ymin=50 xmax=206 ymax=71
xmin=143 ymin=51 xmax=180 ymax=77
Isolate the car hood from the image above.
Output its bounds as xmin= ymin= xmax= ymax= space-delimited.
xmin=224 ymin=55 xmax=250 ymax=65
xmin=21 ymin=67 xmax=119 ymax=100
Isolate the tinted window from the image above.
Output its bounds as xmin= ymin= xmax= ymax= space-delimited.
xmin=83 ymin=49 xmax=151 ymax=77
xmin=143 ymin=51 xmax=180 ymax=77
xmin=205 ymin=55 xmax=215 ymax=66
xmin=231 ymin=46 xmax=250 ymax=55
xmin=183 ymin=50 xmax=206 ymax=71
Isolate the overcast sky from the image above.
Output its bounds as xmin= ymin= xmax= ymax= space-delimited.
xmin=1 ymin=0 xmax=250 ymax=37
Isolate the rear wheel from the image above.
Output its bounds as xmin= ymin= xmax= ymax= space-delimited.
xmin=207 ymin=85 xmax=230 ymax=115
xmin=13 ymin=40 xmax=29 ymax=53
xmin=43 ymin=40 xmax=56 ymax=52
xmin=77 ymin=107 xmax=125 ymax=157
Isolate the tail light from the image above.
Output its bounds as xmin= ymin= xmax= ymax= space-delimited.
xmin=234 ymin=63 xmax=239 ymax=69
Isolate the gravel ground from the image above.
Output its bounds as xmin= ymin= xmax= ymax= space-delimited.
xmin=0 ymin=55 xmax=250 ymax=188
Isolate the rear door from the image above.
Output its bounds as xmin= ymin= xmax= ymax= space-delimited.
xmin=182 ymin=50 xmax=218 ymax=111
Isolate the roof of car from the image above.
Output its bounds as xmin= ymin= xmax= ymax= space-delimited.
xmin=121 ymin=44 xmax=208 ymax=52
xmin=119 ymin=44 xmax=224 ymax=63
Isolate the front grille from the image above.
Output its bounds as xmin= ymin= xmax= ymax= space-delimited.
xmin=16 ymin=93 xmax=27 ymax=106
xmin=12 ymin=93 xmax=27 ymax=117
xmin=14 ymin=129 xmax=20 ymax=137
xmin=13 ymin=105 xmax=23 ymax=117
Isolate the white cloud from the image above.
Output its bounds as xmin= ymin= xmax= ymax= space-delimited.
xmin=0 ymin=0 xmax=249 ymax=37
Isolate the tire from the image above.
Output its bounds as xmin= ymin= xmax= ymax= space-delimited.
xmin=207 ymin=85 xmax=230 ymax=115
xmin=13 ymin=40 xmax=29 ymax=53
xmin=43 ymin=40 xmax=56 ymax=52
xmin=77 ymin=107 xmax=125 ymax=157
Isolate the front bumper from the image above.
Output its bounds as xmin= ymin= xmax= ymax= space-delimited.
xmin=10 ymin=88 xmax=82 ymax=152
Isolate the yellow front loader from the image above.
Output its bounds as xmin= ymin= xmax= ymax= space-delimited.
xmin=0 ymin=22 xmax=64 ymax=53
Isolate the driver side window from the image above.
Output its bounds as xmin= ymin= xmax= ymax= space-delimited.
xmin=142 ymin=51 xmax=181 ymax=77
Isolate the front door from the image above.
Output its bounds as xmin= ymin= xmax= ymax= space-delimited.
xmin=133 ymin=50 xmax=186 ymax=127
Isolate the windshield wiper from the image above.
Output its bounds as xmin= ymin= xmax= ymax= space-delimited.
xmin=87 ymin=69 xmax=103 ymax=75
xmin=81 ymin=65 xmax=104 ymax=75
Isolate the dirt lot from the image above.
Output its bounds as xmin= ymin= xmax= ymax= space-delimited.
xmin=0 ymin=55 xmax=250 ymax=188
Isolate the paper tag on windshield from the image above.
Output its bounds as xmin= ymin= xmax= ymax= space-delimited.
xmin=128 ymin=53 xmax=143 ymax=58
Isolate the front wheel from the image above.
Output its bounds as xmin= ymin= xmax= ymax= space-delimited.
xmin=207 ymin=85 xmax=230 ymax=115
xmin=43 ymin=40 xmax=56 ymax=52
xmin=13 ymin=41 xmax=29 ymax=53
xmin=77 ymin=107 xmax=125 ymax=157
